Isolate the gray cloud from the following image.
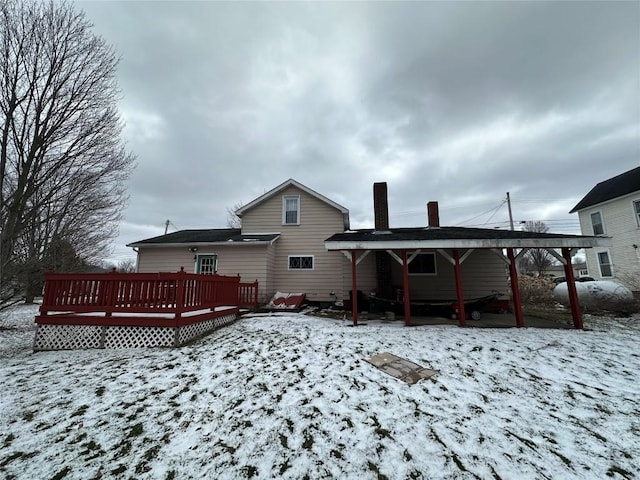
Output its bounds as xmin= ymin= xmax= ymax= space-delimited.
xmin=75 ymin=1 xmax=639 ymax=262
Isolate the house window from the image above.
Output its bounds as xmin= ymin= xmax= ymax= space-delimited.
xmin=196 ymin=254 xmax=217 ymax=274
xmin=408 ymin=252 xmax=437 ymax=275
xmin=597 ymin=251 xmax=613 ymax=277
xmin=633 ymin=200 xmax=640 ymax=227
xmin=288 ymin=255 xmax=313 ymax=270
xmin=590 ymin=211 xmax=604 ymax=235
xmin=283 ymin=196 xmax=300 ymax=225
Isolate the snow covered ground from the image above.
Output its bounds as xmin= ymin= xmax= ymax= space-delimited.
xmin=1 ymin=303 xmax=639 ymax=480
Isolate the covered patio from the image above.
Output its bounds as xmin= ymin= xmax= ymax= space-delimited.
xmin=325 ymin=226 xmax=612 ymax=330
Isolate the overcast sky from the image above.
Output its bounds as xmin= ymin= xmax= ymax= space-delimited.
xmin=75 ymin=1 xmax=640 ymax=264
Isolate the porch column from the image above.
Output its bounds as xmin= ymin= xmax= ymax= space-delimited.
xmin=453 ymin=249 xmax=466 ymax=327
xmin=351 ymin=250 xmax=358 ymax=326
xmin=402 ymin=249 xmax=411 ymax=326
xmin=562 ymin=247 xmax=583 ymax=329
xmin=507 ymin=248 xmax=525 ymax=327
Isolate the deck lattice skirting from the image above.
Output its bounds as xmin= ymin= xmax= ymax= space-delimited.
xmin=34 ymin=270 xmax=257 ymax=351
xmin=33 ymin=311 xmax=238 ymax=350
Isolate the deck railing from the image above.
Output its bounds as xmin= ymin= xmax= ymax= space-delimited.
xmin=38 ymin=269 xmax=259 ymax=327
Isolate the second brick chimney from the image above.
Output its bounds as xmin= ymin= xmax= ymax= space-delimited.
xmin=427 ymin=201 xmax=440 ymax=228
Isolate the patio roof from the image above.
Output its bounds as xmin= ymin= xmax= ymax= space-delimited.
xmin=325 ymin=226 xmax=611 ymax=250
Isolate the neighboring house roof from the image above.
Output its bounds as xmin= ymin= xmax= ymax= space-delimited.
xmin=570 ymin=166 xmax=640 ymax=213
xmin=127 ymin=229 xmax=280 ymax=247
xmin=235 ymin=178 xmax=350 ymax=229
xmin=325 ymin=226 xmax=611 ymax=250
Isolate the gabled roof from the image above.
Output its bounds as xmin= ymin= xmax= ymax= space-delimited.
xmin=235 ymin=179 xmax=349 ymax=225
xmin=325 ymin=226 xmax=611 ymax=250
xmin=570 ymin=166 xmax=640 ymax=213
xmin=127 ymin=229 xmax=280 ymax=247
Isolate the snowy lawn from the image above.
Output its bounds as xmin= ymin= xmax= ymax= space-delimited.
xmin=1 ymin=304 xmax=639 ymax=480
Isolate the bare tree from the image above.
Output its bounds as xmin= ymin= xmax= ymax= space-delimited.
xmin=226 ymin=202 xmax=243 ymax=229
xmin=0 ymin=0 xmax=134 ymax=303
xmin=520 ymin=221 xmax=556 ymax=277
xmin=116 ymin=258 xmax=136 ymax=273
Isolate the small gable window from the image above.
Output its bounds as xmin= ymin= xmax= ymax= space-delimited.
xmin=283 ymin=195 xmax=300 ymax=225
xmin=289 ymin=255 xmax=313 ymax=270
xmin=590 ymin=211 xmax=604 ymax=235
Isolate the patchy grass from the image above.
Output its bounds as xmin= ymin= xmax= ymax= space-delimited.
xmin=0 ymin=304 xmax=639 ymax=479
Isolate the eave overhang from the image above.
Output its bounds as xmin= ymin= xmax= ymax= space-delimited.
xmin=325 ymin=236 xmax=612 ymax=251
xmin=128 ymin=236 xmax=280 ymax=249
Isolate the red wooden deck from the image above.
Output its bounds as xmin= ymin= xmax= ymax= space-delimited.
xmin=36 ymin=269 xmax=259 ymax=327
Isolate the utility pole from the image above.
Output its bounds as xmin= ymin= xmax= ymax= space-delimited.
xmin=506 ymin=192 xmax=514 ymax=231
xmin=164 ymin=219 xmax=170 ymax=235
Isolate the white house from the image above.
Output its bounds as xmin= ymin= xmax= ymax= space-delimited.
xmin=570 ymin=166 xmax=640 ymax=291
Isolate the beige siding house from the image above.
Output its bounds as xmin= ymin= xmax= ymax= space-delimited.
xmin=570 ymin=166 xmax=640 ymax=290
xmin=131 ymin=178 xmax=605 ymax=310
xmin=236 ymin=181 xmax=354 ymax=302
xmin=129 ymin=179 xmax=356 ymax=304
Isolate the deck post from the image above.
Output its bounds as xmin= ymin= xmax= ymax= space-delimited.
xmin=507 ymin=248 xmax=525 ymax=327
xmin=351 ymin=250 xmax=358 ymax=326
xmin=402 ymin=249 xmax=412 ymax=326
xmin=453 ymin=249 xmax=466 ymax=327
xmin=562 ymin=247 xmax=583 ymax=329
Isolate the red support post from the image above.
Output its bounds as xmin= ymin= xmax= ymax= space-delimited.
xmin=507 ymin=248 xmax=525 ymax=327
xmin=453 ymin=249 xmax=466 ymax=327
xmin=351 ymin=250 xmax=358 ymax=326
xmin=402 ymin=249 xmax=411 ymax=326
xmin=562 ymin=247 xmax=583 ymax=329
xmin=175 ymin=268 xmax=186 ymax=324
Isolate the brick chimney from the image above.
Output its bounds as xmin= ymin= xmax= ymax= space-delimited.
xmin=373 ymin=182 xmax=389 ymax=231
xmin=372 ymin=182 xmax=393 ymax=299
xmin=427 ymin=201 xmax=440 ymax=227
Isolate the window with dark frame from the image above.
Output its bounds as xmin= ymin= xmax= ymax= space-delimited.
xmin=408 ymin=252 xmax=437 ymax=275
xmin=597 ymin=251 xmax=612 ymax=277
xmin=590 ymin=211 xmax=604 ymax=235
xmin=288 ymin=255 xmax=313 ymax=270
xmin=634 ymin=200 xmax=640 ymax=227
xmin=283 ymin=196 xmax=299 ymax=225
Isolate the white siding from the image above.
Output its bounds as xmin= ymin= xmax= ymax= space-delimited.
xmin=577 ymin=192 xmax=640 ymax=289
xmin=241 ymin=185 xmax=346 ymax=302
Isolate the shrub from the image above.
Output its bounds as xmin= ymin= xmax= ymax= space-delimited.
xmin=517 ymin=275 xmax=555 ymax=308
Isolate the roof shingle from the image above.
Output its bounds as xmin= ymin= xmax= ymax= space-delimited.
xmin=570 ymin=166 xmax=640 ymax=213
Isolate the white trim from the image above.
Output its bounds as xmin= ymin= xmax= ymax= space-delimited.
xmin=287 ymin=254 xmax=314 ymax=270
xmin=595 ymin=249 xmax=614 ymax=278
xmin=341 ymin=250 xmax=371 ymax=265
xmin=282 ymin=195 xmax=300 ymax=225
xmin=128 ymin=240 xmax=277 ymax=248
xmin=194 ymin=253 xmax=218 ymax=274
xmin=236 ymin=178 xmax=349 ymax=216
xmin=631 ymin=198 xmax=640 ymax=228
xmin=547 ymin=249 xmax=566 ymax=265
xmin=325 ymin=236 xmax=612 ymax=250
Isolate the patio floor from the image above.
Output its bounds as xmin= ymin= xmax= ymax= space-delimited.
xmin=347 ymin=312 xmax=577 ymax=329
